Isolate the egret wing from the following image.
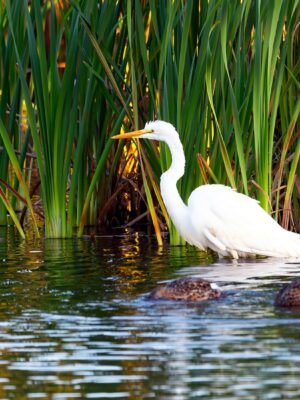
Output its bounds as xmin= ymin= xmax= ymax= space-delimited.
xmin=187 ymin=185 xmax=290 ymax=256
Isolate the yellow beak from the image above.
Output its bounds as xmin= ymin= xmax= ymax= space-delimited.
xmin=112 ymin=128 xmax=152 ymax=140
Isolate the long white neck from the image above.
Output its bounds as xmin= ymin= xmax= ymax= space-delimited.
xmin=160 ymin=133 xmax=189 ymax=236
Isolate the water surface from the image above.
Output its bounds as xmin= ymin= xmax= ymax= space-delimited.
xmin=0 ymin=227 xmax=300 ymax=399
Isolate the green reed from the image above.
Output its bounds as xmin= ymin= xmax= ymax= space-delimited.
xmin=122 ymin=0 xmax=300 ymax=243
xmin=4 ymin=1 xmax=128 ymax=238
xmin=0 ymin=2 xmax=40 ymax=237
xmin=0 ymin=1 xmax=299 ymax=242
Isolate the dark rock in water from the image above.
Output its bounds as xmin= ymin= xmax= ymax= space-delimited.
xmin=275 ymin=280 xmax=300 ymax=307
xmin=148 ymin=277 xmax=222 ymax=302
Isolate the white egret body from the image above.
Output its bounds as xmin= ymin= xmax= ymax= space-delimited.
xmin=113 ymin=120 xmax=300 ymax=259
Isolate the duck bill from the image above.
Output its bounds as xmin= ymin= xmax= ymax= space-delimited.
xmin=112 ymin=128 xmax=151 ymax=140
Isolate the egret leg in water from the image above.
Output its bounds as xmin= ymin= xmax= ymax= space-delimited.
xmin=113 ymin=121 xmax=300 ymax=259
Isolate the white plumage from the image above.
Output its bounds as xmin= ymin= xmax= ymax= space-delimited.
xmin=187 ymin=184 xmax=300 ymax=258
xmin=113 ymin=120 xmax=300 ymax=259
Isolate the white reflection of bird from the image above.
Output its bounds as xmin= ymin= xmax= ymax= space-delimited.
xmin=112 ymin=120 xmax=300 ymax=259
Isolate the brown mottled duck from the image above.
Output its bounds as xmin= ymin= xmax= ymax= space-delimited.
xmin=275 ymin=280 xmax=300 ymax=307
xmin=149 ymin=277 xmax=222 ymax=302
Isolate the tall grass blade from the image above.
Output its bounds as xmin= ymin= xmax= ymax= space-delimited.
xmin=0 ymin=118 xmax=39 ymax=237
xmin=0 ymin=186 xmax=25 ymax=239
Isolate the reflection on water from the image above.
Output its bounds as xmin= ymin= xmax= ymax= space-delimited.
xmin=0 ymin=227 xmax=300 ymax=399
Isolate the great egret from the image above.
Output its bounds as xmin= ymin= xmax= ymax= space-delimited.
xmin=275 ymin=280 xmax=300 ymax=307
xmin=149 ymin=277 xmax=222 ymax=301
xmin=112 ymin=120 xmax=300 ymax=259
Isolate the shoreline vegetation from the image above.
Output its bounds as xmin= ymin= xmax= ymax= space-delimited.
xmin=0 ymin=1 xmax=299 ymax=243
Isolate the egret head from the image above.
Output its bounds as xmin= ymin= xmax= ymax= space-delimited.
xmin=112 ymin=120 xmax=178 ymax=143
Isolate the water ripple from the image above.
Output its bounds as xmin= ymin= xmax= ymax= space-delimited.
xmin=0 ymin=231 xmax=300 ymax=398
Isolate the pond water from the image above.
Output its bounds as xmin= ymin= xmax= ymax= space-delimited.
xmin=0 ymin=227 xmax=300 ymax=399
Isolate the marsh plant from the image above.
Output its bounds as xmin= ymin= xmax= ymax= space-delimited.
xmin=0 ymin=0 xmax=299 ymax=243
